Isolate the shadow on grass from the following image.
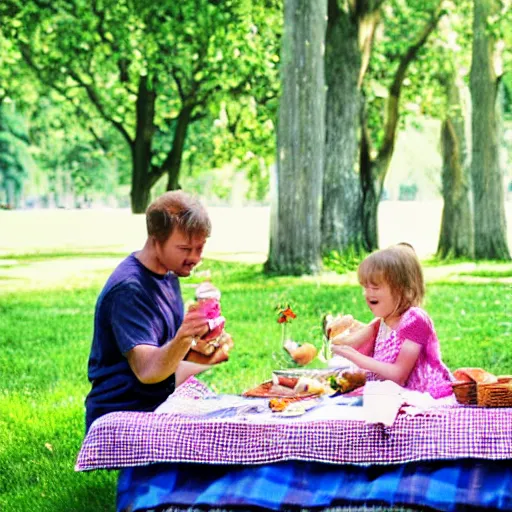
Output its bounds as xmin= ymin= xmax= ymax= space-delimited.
xmin=0 ymin=250 xmax=128 ymax=262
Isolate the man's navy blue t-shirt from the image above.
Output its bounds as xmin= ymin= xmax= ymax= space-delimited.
xmin=85 ymin=253 xmax=183 ymax=432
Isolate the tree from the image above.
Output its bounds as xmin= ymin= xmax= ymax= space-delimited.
xmin=1 ymin=0 xmax=281 ymax=212
xmin=436 ymin=10 xmax=474 ymax=259
xmin=437 ymin=66 xmax=474 ymax=258
xmin=265 ymin=0 xmax=326 ymax=275
xmin=0 ymin=102 xmax=33 ymax=208
xmin=27 ymin=93 xmax=132 ymax=207
xmin=469 ymin=0 xmax=511 ymax=260
xmin=359 ymin=0 xmax=445 ymax=250
xmin=321 ymin=0 xmax=383 ymax=256
xmin=321 ymin=0 xmax=446 ymax=256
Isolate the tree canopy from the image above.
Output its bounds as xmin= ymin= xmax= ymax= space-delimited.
xmin=1 ymin=0 xmax=282 ymax=211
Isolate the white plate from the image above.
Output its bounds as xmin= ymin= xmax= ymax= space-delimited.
xmin=272 ymin=367 xmax=348 ymax=385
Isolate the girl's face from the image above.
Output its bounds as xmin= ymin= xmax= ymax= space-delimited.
xmin=362 ymin=280 xmax=398 ymax=322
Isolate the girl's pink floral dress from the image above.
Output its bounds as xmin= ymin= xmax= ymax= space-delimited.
xmin=366 ymin=307 xmax=454 ymax=398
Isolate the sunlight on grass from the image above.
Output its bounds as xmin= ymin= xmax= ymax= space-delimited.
xmin=1 ymin=209 xmax=512 ymax=512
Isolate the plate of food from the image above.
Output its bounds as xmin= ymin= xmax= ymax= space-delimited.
xmin=269 ymin=397 xmax=320 ymax=416
xmin=272 ymin=367 xmax=347 ymax=386
xmin=243 ymin=380 xmax=319 ymax=399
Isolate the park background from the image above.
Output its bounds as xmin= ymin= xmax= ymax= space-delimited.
xmin=1 ymin=0 xmax=512 ymax=511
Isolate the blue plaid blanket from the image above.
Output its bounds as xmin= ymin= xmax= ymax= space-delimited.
xmin=117 ymin=458 xmax=512 ymax=512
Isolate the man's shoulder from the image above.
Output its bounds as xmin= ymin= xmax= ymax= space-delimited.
xmin=101 ymin=254 xmax=145 ymax=296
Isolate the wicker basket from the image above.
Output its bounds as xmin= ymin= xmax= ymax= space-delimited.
xmin=452 ymin=381 xmax=477 ymax=405
xmin=477 ymin=377 xmax=512 ymax=408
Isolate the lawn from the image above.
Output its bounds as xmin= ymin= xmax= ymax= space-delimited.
xmin=1 ymin=211 xmax=511 ymax=512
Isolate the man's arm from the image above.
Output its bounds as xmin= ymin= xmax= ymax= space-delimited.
xmin=126 ymin=309 xmax=208 ymax=384
xmin=175 ymin=361 xmax=213 ymax=387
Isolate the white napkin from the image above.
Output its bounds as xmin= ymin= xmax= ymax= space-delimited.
xmin=362 ymin=380 xmax=456 ymax=426
xmin=363 ymin=380 xmax=405 ymax=426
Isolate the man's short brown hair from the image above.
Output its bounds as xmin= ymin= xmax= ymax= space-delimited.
xmin=145 ymin=191 xmax=211 ymax=243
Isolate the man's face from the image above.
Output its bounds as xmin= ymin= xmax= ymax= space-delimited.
xmin=155 ymin=229 xmax=206 ymax=277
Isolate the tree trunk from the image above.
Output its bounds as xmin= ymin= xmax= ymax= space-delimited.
xmin=359 ymin=122 xmax=381 ymax=251
xmin=359 ymin=3 xmax=444 ymax=251
xmin=5 ymin=177 xmax=16 ymax=208
xmin=437 ymin=70 xmax=474 ymax=259
xmin=469 ymin=0 xmax=510 ymax=260
xmin=165 ymin=105 xmax=193 ymax=191
xmin=131 ymin=76 xmax=157 ymax=213
xmin=265 ymin=0 xmax=326 ymax=275
xmin=130 ymin=156 xmax=152 ymax=213
xmin=321 ymin=1 xmax=364 ymax=254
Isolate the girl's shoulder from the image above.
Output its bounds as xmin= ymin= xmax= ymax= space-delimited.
xmin=397 ymin=307 xmax=434 ymax=344
xmin=402 ymin=306 xmax=432 ymax=323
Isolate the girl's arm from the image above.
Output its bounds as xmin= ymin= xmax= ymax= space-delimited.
xmin=330 ymin=317 xmax=380 ymax=350
xmin=334 ymin=340 xmax=421 ymax=387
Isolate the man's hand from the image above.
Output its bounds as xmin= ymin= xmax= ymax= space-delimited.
xmin=185 ymin=333 xmax=234 ymax=365
xmin=175 ymin=309 xmax=209 ymax=344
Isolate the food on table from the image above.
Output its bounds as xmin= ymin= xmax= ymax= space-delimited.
xmin=243 ymin=381 xmax=317 ymax=399
xmin=277 ymin=376 xmax=299 ymax=389
xmin=268 ymin=397 xmax=318 ymax=415
xmin=269 ymin=398 xmax=290 ymax=412
xmin=329 ymin=370 xmax=367 ymax=394
xmin=294 ymin=376 xmax=335 ymax=396
xmin=272 ymin=368 xmax=352 ymax=396
xmin=451 ymin=368 xmax=512 ymax=407
xmin=283 ymin=340 xmax=318 ymax=366
xmin=452 ymin=368 xmax=498 ymax=385
xmin=246 ymin=367 xmax=364 ymax=401
xmin=323 ymin=314 xmax=365 ymax=341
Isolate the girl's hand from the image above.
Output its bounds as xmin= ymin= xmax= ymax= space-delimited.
xmin=331 ymin=345 xmax=367 ymax=368
xmin=331 ymin=344 xmax=358 ymax=359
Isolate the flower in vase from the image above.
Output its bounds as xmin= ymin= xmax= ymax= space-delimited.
xmin=276 ymin=305 xmax=296 ymax=324
xmin=276 ymin=304 xmax=296 ymax=344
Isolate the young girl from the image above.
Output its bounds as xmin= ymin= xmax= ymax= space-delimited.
xmin=330 ymin=244 xmax=454 ymax=398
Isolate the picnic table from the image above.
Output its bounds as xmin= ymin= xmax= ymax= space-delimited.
xmin=76 ymin=378 xmax=512 ymax=512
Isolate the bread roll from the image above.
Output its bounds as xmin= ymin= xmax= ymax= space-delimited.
xmin=325 ymin=314 xmax=365 ymax=340
xmin=453 ymin=367 xmax=498 ymax=384
xmin=185 ymin=332 xmax=233 ymax=365
xmin=190 ymin=338 xmax=218 ymax=356
xmin=285 ymin=342 xmax=317 ymax=366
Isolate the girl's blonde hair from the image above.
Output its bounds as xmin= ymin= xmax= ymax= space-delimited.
xmin=357 ymin=244 xmax=425 ymax=315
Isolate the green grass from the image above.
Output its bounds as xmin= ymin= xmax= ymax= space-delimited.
xmin=459 ymin=268 xmax=512 ymax=278
xmin=1 ymin=254 xmax=511 ymax=512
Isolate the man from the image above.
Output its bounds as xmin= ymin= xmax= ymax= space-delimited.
xmin=85 ymin=191 xmax=220 ymax=432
